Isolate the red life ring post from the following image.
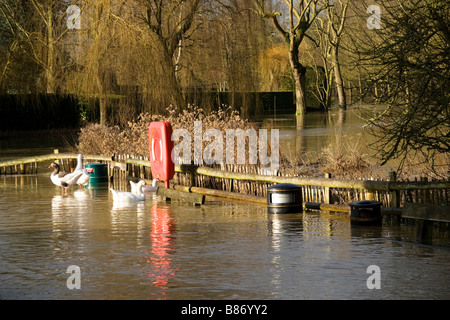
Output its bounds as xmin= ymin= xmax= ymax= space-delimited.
xmin=149 ymin=122 xmax=175 ymax=189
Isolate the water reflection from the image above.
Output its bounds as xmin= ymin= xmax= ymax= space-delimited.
xmin=111 ymin=199 xmax=146 ymax=214
xmin=267 ymin=214 xmax=303 ymax=294
xmin=337 ymin=108 xmax=347 ymax=127
xmin=268 ymin=213 xmax=303 ymax=238
xmin=146 ymin=201 xmax=178 ymax=299
xmin=51 ymin=190 xmax=91 ymax=235
xmin=260 ymin=106 xmax=380 ymax=164
xmin=350 ymin=225 xmax=383 ymax=239
xmin=2 ymin=172 xmax=450 ymax=299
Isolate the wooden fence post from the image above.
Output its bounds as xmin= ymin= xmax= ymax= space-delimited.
xmin=421 ymin=176 xmax=430 ymax=204
xmin=389 ymin=171 xmax=400 ymax=207
xmin=389 ymin=171 xmax=400 ymax=225
xmin=366 ymin=181 xmax=375 ymax=200
xmin=69 ymin=158 xmax=75 ymax=172
xmin=189 ymin=172 xmax=195 ymax=188
xmin=324 ymin=173 xmax=332 ymax=204
xmin=54 ymin=149 xmax=59 ymax=164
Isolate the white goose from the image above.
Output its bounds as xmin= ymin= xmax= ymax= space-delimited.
xmin=73 ymin=154 xmax=90 ymax=189
xmin=110 ymin=180 xmax=146 ymax=202
xmin=49 ymin=162 xmax=83 ymax=195
xmin=130 ymin=179 xmax=158 ymax=194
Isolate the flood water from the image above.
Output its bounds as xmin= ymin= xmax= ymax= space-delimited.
xmin=1 ymin=174 xmax=450 ymax=300
xmin=1 ymin=108 xmax=450 ymax=300
xmin=258 ymin=106 xmax=391 ymax=167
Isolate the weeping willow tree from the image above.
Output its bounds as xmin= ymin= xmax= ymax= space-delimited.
xmin=158 ymin=0 xmax=270 ymax=115
xmin=258 ymin=44 xmax=291 ymax=91
xmin=206 ymin=0 xmax=267 ymax=115
xmin=137 ymin=0 xmax=202 ymax=112
xmin=65 ymin=0 xmax=122 ymax=124
xmin=67 ymin=0 xmax=202 ymax=123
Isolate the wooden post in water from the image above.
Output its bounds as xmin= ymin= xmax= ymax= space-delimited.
xmin=389 ymin=171 xmax=400 ymax=207
xmin=53 ymin=149 xmax=59 ymax=164
xmin=366 ymin=177 xmax=375 ymax=201
xmin=69 ymin=158 xmax=75 ymax=172
xmin=421 ymin=176 xmax=431 ymax=204
xmin=189 ymin=172 xmax=195 ymax=188
xmin=324 ymin=173 xmax=332 ymax=204
xmin=401 ymin=203 xmax=450 ymax=245
xmin=389 ymin=171 xmax=400 ymax=225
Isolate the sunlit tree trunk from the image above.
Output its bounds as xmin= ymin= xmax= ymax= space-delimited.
xmin=331 ymin=45 xmax=346 ymax=109
xmin=45 ymin=4 xmax=55 ymax=94
xmin=289 ymin=41 xmax=307 ymax=115
xmin=327 ymin=0 xmax=349 ymax=109
xmin=252 ymin=0 xmax=330 ymax=115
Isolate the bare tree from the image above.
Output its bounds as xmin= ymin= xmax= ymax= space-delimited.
xmin=138 ymin=0 xmax=202 ymax=110
xmin=324 ymin=0 xmax=348 ymax=109
xmin=252 ymin=0 xmax=330 ymax=115
xmin=354 ymin=0 xmax=449 ymax=172
xmin=0 ymin=19 xmax=18 ymax=92
xmin=307 ymin=21 xmax=333 ymax=110
xmin=0 ymin=0 xmax=70 ymax=94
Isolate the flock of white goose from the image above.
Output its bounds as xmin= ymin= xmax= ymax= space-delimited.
xmin=48 ymin=154 xmax=158 ymax=202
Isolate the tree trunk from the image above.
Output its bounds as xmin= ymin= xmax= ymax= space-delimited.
xmin=0 ymin=41 xmax=16 ymax=93
xmin=99 ymin=97 xmax=108 ymax=125
xmin=332 ymin=46 xmax=346 ymax=109
xmin=94 ymin=61 xmax=108 ymax=125
xmin=293 ymin=66 xmax=307 ymax=115
xmin=289 ymin=42 xmax=307 ymax=115
xmin=46 ymin=5 xmax=55 ymax=94
xmin=160 ymin=45 xmax=185 ymax=111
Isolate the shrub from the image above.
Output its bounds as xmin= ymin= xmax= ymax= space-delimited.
xmin=77 ymin=104 xmax=255 ymax=159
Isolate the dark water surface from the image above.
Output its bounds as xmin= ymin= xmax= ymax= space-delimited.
xmin=1 ymin=174 xmax=449 ymax=300
xmin=1 ymin=109 xmax=449 ymax=300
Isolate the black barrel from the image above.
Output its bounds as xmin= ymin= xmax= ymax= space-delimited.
xmin=349 ymin=200 xmax=382 ymax=226
xmin=267 ymin=183 xmax=302 ymax=214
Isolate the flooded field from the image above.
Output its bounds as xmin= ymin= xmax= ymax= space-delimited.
xmin=1 ymin=108 xmax=449 ymax=300
xmin=1 ymin=173 xmax=449 ymax=300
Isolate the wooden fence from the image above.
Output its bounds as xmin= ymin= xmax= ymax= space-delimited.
xmin=0 ymin=152 xmax=448 ymax=210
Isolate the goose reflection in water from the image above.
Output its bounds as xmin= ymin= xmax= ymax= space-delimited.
xmin=51 ymin=190 xmax=92 ymax=235
xmin=146 ymin=202 xmax=178 ymax=299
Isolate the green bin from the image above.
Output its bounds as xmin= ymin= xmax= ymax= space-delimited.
xmin=84 ymin=163 xmax=108 ymax=188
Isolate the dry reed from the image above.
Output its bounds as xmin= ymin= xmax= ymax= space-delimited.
xmin=77 ymin=105 xmax=448 ymax=181
xmin=77 ymin=104 xmax=256 ymax=160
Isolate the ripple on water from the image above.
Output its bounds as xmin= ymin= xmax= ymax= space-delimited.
xmin=1 ymin=174 xmax=450 ymax=299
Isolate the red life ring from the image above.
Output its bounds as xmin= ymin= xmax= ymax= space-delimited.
xmin=148 ymin=122 xmax=174 ymax=187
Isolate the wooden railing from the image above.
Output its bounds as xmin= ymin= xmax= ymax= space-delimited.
xmin=1 ymin=152 xmax=449 ymax=210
